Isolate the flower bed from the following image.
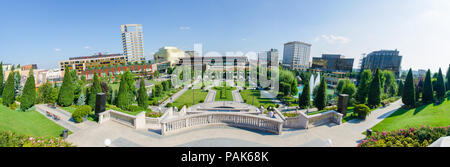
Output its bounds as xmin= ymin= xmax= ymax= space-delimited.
xmin=359 ymin=126 xmax=450 ymax=147
xmin=0 ymin=131 xmax=74 ymax=147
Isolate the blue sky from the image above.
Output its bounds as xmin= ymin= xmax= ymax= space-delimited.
xmin=0 ymin=0 xmax=449 ymax=72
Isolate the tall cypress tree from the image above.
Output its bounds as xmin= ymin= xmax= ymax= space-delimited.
xmin=88 ymin=73 xmax=102 ymax=108
xmin=356 ymin=70 xmax=372 ymax=104
xmin=137 ymin=79 xmax=149 ymax=109
xmin=368 ymin=69 xmax=381 ymax=107
xmin=117 ymin=72 xmax=130 ymax=109
xmin=298 ymin=79 xmax=310 ymax=109
xmin=2 ymin=72 xmax=15 ymax=106
xmin=57 ymin=66 xmax=74 ymax=107
xmin=446 ymin=65 xmax=450 ymax=92
xmin=436 ymin=68 xmax=446 ymax=99
xmin=422 ymin=69 xmax=434 ymax=103
xmin=397 ymin=80 xmax=404 ymax=97
xmin=402 ymin=69 xmax=416 ymax=107
xmin=0 ymin=61 xmax=4 ymax=96
xmin=20 ymin=69 xmax=36 ymax=111
xmin=314 ymin=77 xmax=326 ymax=110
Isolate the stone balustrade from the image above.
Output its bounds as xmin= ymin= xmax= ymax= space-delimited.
xmin=99 ymin=110 xmax=146 ymax=129
xmin=160 ymin=112 xmax=284 ymax=136
xmin=283 ymin=110 xmax=343 ymax=129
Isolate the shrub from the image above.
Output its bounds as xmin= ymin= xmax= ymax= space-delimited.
xmin=354 ymin=104 xmax=371 ymax=119
xmin=166 ymin=103 xmax=174 ymax=107
xmin=199 ymin=100 xmax=204 ymax=103
xmin=0 ymin=131 xmax=73 ymax=147
xmin=9 ymin=102 xmax=18 ymax=110
xmin=72 ymin=105 xmax=92 ymax=123
xmin=146 ymin=112 xmax=162 ymax=118
xmin=359 ymin=126 xmax=450 ymax=147
xmin=127 ymin=105 xmax=145 ymax=112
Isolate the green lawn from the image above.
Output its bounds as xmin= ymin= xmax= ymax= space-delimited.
xmin=149 ymin=87 xmax=182 ymax=104
xmin=213 ymin=86 xmax=236 ymax=101
xmin=371 ymin=99 xmax=450 ymax=132
xmin=0 ymin=105 xmax=66 ymax=137
xmin=240 ymin=89 xmax=276 ymax=108
xmin=172 ymin=89 xmax=209 ymax=109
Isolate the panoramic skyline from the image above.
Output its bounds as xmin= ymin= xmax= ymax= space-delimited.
xmin=1 ymin=0 xmax=449 ymax=72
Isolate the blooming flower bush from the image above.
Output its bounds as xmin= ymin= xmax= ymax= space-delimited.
xmin=359 ymin=125 xmax=450 ymax=147
xmin=0 ymin=131 xmax=74 ymax=147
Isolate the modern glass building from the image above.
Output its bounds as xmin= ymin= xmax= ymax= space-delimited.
xmin=121 ymin=24 xmax=145 ymax=63
xmin=282 ymin=41 xmax=311 ymax=70
xmin=312 ymin=54 xmax=354 ymax=73
xmin=258 ymin=49 xmax=278 ymax=68
xmin=360 ymin=49 xmax=403 ymax=77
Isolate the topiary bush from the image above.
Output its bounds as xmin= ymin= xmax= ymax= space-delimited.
xmin=354 ymin=104 xmax=371 ymax=119
xmin=72 ymin=105 xmax=92 ymax=123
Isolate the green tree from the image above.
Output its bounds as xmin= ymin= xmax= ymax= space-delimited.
xmin=57 ymin=67 xmax=74 ymax=107
xmin=356 ymin=70 xmax=372 ymax=104
xmin=314 ymin=77 xmax=327 ymax=110
xmin=336 ymin=79 xmax=346 ymax=94
xmin=20 ymin=69 xmax=36 ymax=111
xmin=117 ymin=72 xmax=131 ymax=109
xmin=88 ymin=73 xmax=102 ymax=108
xmin=77 ymin=92 xmax=86 ymax=106
xmin=436 ymin=68 xmax=446 ymax=99
xmin=383 ymin=71 xmax=397 ymax=96
xmin=446 ymin=65 xmax=450 ymax=91
xmin=402 ymin=69 xmax=416 ymax=107
xmin=0 ymin=62 xmax=3 ymax=96
xmin=368 ymin=69 xmax=381 ymax=107
xmin=137 ymin=79 xmax=149 ymax=109
xmin=154 ymin=84 xmax=163 ymax=97
xmin=422 ymin=69 xmax=434 ymax=103
xmin=2 ymin=72 xmax=15 ymax=106
xmin=341 ymin=81 xmax=356 ymax=104
xmin=397 ymin=80 xmax=404 ymax=96
xmin=298 ymin=80 xmax=310 ymax=109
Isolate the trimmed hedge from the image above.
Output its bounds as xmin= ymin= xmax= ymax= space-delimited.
xmin=354 ymin=104 xmax=371 ymax=119
xmin=72 ymin=105 xmax=92 ymax=123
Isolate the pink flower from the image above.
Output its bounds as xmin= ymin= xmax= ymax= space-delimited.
xmin=29 ymin=137 xmax=34 ymax=141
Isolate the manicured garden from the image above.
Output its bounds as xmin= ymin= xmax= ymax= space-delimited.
xmin=171 ymin=89 xmax=208 ymax=109
xmin=371 ymin=99 xmax=450 ymax=132
xmin=0 ymin=105 xmax=66 ymax=137
xmin=240 ymin=89 xmax=276 ymax=108
xmin=213 ymin=85 xmax=236 ymax=101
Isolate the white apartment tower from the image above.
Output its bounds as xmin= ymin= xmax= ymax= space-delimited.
xmin=282 ymin=41 xmax=311 ymax=70
xmin=121 ymin=24 xmax=145 ymax=62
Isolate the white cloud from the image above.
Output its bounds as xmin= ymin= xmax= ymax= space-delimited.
xmin=315 ymin=35 xmax=350 ymax=44
xmin=84 ymin=46 xmax=90 ymax=49
xmin=54 ymin=48 xmax=61 ymax=52
xmin=241 ymin=38 xmax=247 ymax=41
xmin=179 ymin=26 xmax=190 ymax=30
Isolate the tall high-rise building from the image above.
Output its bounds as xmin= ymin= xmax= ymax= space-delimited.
xmin=258 ymin=49 xmax=278 ymax=68
xmin=282 ymin=41 xmax=311 ymax=70
xmin=121 ymin=24 xmax=145 ymax=63
xmin=360 ymin=49 xmax=402 ymax=77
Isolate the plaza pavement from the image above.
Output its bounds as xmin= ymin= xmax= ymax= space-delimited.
xmin=63 ymin=100 xmax=403 ymax=147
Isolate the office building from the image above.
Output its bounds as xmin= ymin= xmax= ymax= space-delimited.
xmin=282 ymin=41 xmax=311 ymax=70
xmin=121 ymin=24 xmax=145 ymax=62
xmin=258 ymin=49 xmax=278 ymax=68
xmin=312 ymin=54 xmax=354 ymax=73
xmin=59 ymin=53 xmax=127 ymax=73
xmin=360 ymin=49 xmax=403 ymax=77
xmin=153 ymin=46 xmax=185 ymax=66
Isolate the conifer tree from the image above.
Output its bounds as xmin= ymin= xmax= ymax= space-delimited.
xmin=446 ymin=65 xmax=450 ymax=91
xmin=402 ymin=69 xmax=416 ymax=107
xmin=2 ymin=72 xmax=15 ymax=106
xmin=137 ymin=79 xmax=149 ymax=109
xmin=0 ymin=61 xmax=4 ymax=96
xmin=88 ymin=73 xmax=102 ymax=108
xmin=422 ymin=69 xmax=434 ymax=103
xmin=57 ymin=66 xmax=74 ymax=107
xmin=436 ymin=68 xmax=446 ymax=99
xmin=298 ymin=79 xmax=310 ymax=109
xmin=356 ymin=70 xmax=372 ymax=104
xmin=368 ymin=69 xmax=381 ymax=107
xmin=117 ymin=72 xmax=130 ymax=109
xmin=398 ymin=80 xmax=404 ymax=96
xmin=20 ymin=69 xmax=36 ymax=111
xmin=77 ymin=92 xmax=86 ymax=106
xmin=314 ymin=77 xmax=327 ymax=110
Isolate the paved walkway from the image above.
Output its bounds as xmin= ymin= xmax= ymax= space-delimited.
xmin=35 ymin=104 xmax=98 ymax=133
xmin=232 ymin=88 xmax=244 ymax=103
xmin=205 ymin=89 xmax=216 ymax=102
xmin=65 ymin=100 xmax=403 ymax=147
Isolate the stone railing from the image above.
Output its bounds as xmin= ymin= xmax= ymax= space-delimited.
xmin=283 ymin=110 xmax=342 ymax=129
xmin=160 ymin=112 xmax=284 ymax=136
xmin=99 ymin=110 xmax=146 ymax=129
